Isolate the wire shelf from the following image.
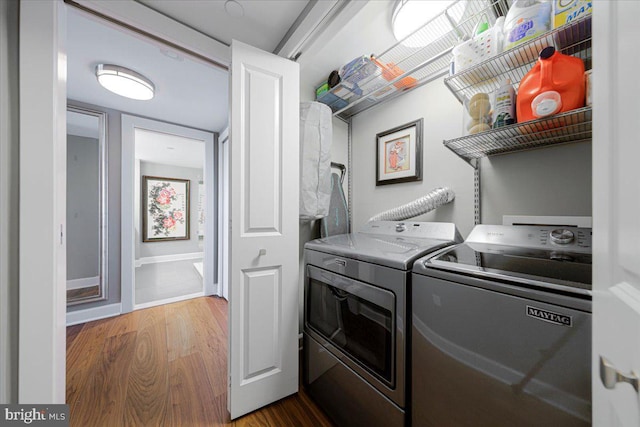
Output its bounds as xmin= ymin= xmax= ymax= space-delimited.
xmin=316 ymin=0 xmax=510 ymax=120
xmin=444 ymin=14 xmax=592 ymax=104
xmin=443 ymin=106 xmax=592 ymax=162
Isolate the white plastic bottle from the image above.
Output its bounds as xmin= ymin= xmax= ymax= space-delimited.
xmin=493 ymin=79 xmax=516 ymax=128
xmin=503 ymin=0 xmax=552 ymax=51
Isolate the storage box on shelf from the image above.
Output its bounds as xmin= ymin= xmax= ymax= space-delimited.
xmin=442 ymin=14 xmax=592 ymax=163
xmin=316 ymin=0 xmax=509 ymax=121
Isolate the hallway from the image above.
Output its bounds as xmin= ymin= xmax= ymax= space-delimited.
xmin=66 ymin=297 xmax=332 ymax=426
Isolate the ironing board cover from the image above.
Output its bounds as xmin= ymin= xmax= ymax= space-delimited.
xmin=320 ymin=173 xmax=349 ymax=237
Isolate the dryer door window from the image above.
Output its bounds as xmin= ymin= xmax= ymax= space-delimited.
xmin=306 ymin=265 xmax=395 ymax=386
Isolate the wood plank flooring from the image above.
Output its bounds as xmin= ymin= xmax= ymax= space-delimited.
xmin=67 ymin=296 xmax=334 ymax=426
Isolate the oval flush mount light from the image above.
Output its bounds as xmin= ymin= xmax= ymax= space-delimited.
xmin=392 ymin=0 xmax=464 ymax=47
xmin=95 ymin=64 xmax=155 ymax=100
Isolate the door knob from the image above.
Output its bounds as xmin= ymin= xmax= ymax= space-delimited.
xmin=600 ymin=356 xmax=639 ymax=393
xmin=258 ymin=248 xmax=267 ymax=256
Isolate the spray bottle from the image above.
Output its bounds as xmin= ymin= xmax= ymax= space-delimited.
xmin=493 ymin=79 xmax=516 ymax=128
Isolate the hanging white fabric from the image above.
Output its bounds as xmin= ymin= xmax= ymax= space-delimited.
xmin=299 ymin=102 xmax=332 ymax=221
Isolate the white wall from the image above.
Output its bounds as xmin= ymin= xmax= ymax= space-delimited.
xmin=350 ymin=76 xmax=592 ymax=237
xmin=479 ymin=142 xmax=592 ymax=224
xmin=0 ymin=0 xmax=18 ymax=404
xmin=351 ymin=76 xmax=475 ymax=236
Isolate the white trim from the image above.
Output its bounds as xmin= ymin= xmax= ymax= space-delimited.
xmin=66 ymin=303 xmax=121 ymax=326
xmin=0 ymin=0 xmax=18 ymax=403
xmin=134 ymin=291 xmax=204 ymax=311
xmin=122 ymin=114 xmax=214 ymax=312
xmin=66 ymin=276 xmax=99 ymax=290
xmin=19 ymin=0 xmax=66 ymax=404
xmin=203 ymin=127 xmax=216 ymax=296
xmin=135 ymin=251 xmax=204 ymax=267
xmin=218 ymin=128 xmax=229 ymax=300
xmin=72 ymin=0 xmax=230 ymax=68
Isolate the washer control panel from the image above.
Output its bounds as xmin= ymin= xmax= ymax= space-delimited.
xmin=549 ymin=228 xmax=575 ymax=245
xmin=467 ymin=224 xmax=592 ymax=253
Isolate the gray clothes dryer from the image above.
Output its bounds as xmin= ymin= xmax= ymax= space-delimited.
xmin=412 ymin=224 xmax=592 ymax=427
xmin=303 ymin=221 xmax=462 ymax=427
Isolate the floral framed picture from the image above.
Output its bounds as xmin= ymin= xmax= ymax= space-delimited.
xmin=376 ymin=118 xmax=423 ymax=186
xmin=142 ymin=176 xmax=190 ymax=242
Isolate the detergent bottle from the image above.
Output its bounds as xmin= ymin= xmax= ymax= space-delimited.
xmin=503 ymin=0 xmax=552 ymax=51
xmin=516 ymin=46 xmax=585 ymax=122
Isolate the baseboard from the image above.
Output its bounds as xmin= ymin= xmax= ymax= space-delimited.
xmin=135 ymin=252 xmax=204 ymax=268
xmin=66 ymin=276 xmax=99 ymax=290
xmin=66 ymin=303 xmax=121 ymax=326
xmin=134 ymin=291 xmax=204 ymax=310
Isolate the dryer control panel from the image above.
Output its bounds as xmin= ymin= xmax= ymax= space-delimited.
xmin=361 ymin=221 xmax=462 ymax=242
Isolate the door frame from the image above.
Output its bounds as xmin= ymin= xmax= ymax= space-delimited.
xmin=18 ymin=0 xmax=231 ymax=403
xmin=121 ymin=114 xmax=217 ymax=313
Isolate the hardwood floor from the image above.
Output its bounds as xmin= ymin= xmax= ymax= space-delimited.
xmin=67 ymin=296 xmax=334 ymax=426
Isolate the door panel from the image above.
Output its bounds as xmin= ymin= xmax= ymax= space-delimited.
xmin=242 ymin=65 xmax=281 ymax=234
xmin=229 ymin=40 xmax=299 ymax=419
xmin=241 ymin=267 xmax=281 ymax=381
xmin=592 ymin=1 xmax=640 ymax=425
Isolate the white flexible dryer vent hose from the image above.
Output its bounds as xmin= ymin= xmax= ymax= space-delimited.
xmin=368 ymin=187 xmax=455 ymax=222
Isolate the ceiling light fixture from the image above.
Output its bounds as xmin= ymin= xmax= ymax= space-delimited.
xmin=392 ymin=0 xmax=464 ymax=47
xmin=95 ymin=64 xmax=155 ymax=100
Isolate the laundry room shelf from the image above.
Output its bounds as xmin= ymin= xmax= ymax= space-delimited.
xmin=443 ymin=14 xmax=592 ymax=104
xmin=316 ymin=0 xmax=510 ymax=121
xmin=443 ymin=106 xmax=592 ymax=163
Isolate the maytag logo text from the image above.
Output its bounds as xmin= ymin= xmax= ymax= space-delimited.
xmin=526 ymin=305 xmax=572 ymax=327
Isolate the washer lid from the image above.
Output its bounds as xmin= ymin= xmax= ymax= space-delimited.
xmin=418 ymin=242 xmax=592 ymax=295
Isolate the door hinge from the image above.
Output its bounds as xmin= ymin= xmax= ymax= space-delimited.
xmin=60 ymin=224 xmax=64 ymax=245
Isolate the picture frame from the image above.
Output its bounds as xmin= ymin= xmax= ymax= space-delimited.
xmin=376 ymin=118 xmax=423 ymax=186
xmin=142 ymin=175 xmax=190 ymax=242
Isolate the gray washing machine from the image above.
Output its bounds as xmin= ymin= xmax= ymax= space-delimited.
xmin=303 ymin=221 xmax=462 ymax=427
xmin=412 ymin=224 xmax=592 ymax=427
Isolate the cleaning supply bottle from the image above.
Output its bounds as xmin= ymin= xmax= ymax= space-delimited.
xmin=503 ymin=0 xmax=552 ymax=51
xmin=493 ymin=79 xmax=516 ymax=128
xmin=517 ymin=46 xmax=585 ymax=122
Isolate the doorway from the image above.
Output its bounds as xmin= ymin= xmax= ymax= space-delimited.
xmin=122 ymin=115 xmax=216 ymax=310
xmin=64 ymin=6 xmax=228 ymax=314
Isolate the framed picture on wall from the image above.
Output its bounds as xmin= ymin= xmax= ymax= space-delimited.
xmin=376 ymin=118 xmax=423 ymax=186
xmin=142 ymin=175 xmax=190 ymax=242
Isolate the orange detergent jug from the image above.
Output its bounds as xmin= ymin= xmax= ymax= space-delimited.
xmin=517 ymin=46 xmax=585 ymax=122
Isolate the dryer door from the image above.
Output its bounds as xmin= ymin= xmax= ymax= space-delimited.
xmin=306 ymin=265 xmax=396 ymax=386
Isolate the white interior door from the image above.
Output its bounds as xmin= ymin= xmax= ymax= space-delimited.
xmin=592 ymin=1 xmax=640 ymax=425
xmin=228 ymin=40 xmax=300 ymax=419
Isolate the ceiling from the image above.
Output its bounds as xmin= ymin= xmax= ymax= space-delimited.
xmin=67 ymin=7 xmax=229 ymax=132
xmin=66 ymin=1 xmax=399 ymax=137
xmin=66 ymin=0 xmax=313 ymax=134
xmin=135 ymin=0 xmax=311 ymax=53
xmin=66 ymin=0 xmax=320 ymax=167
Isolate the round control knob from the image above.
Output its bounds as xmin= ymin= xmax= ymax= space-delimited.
xmin=550 ymin=228 xmax=575 ymax=245
xmin=395 ymin=223 xmax=406 ymax=232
